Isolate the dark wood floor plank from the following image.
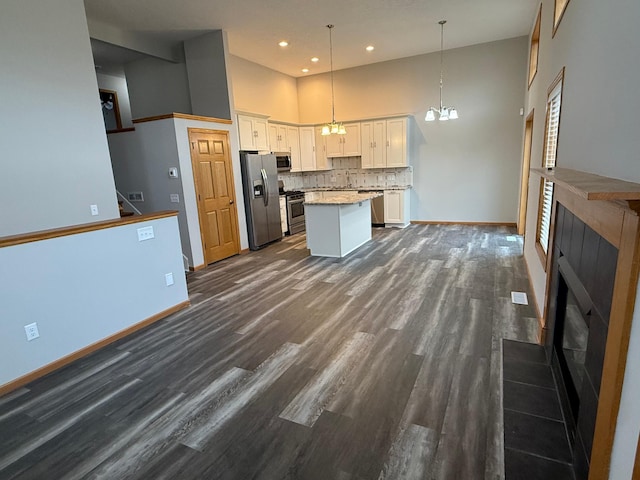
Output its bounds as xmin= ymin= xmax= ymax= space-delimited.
xmin=0 ymin=225 xmax=539 ymax=479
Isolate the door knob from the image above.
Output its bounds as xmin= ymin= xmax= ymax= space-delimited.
xmin=229 ymin=199 xmax=234 ymax=204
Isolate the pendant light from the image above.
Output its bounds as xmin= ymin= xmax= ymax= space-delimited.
xmin=425 ymin=20 xmax=458 ymax=122
xmin=322 ymin=25 xmax=346 ymax=135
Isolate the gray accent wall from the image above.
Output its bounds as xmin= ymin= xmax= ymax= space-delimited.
xmin=0 ymin=0 xmax=119 ymax=236
xmin=125 ymin=56 xmax=193 ymax=119
xmin=184 ymin=30 xmax=233 ymax=120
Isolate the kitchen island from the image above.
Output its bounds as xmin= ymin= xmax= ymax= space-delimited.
xmin=304 ymin=192 xmax=382 ymax=257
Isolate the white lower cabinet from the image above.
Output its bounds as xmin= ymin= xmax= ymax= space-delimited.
xmin=279 ymin=196 xmax=288 ymax=234
xmin=384 ymin=189 xmax=410 ymax=228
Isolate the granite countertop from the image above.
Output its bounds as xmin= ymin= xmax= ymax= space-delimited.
xmin=304 ymin=192 xmax=383 ymax=205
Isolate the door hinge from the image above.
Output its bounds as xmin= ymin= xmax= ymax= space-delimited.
xmin=191 ymin=142 xmax=195 ymax=149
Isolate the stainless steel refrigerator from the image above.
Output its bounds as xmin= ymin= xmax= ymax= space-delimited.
xmin=240 ymin=151 xmax=283 ymax=250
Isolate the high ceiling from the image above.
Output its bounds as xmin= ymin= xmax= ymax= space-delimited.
xmin=84 ymin=0 xmax=538 ymax=78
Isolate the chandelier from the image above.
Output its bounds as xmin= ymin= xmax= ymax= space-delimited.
xmin=321 ymin=25 xmax=346 ymax=135
xmin=425 ymin=20 xmax=458 ymax=122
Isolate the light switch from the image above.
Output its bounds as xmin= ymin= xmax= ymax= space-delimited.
xmin=165 ymin=272 xmax=174 ymax=286
xmin=170 ymin=194 xmax=180 ymax=203
xmin=90 ymin=204 xmax=99 ymax=216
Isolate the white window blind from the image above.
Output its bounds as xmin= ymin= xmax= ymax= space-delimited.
xmin=537 ymin=79 xmax=563 ymax=255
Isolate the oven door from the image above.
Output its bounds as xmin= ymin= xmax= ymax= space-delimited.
xmin=287 ymin=197 xmax=305 ymax=233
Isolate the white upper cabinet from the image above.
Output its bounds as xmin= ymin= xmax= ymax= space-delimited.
xmin=360 ymin=117 xmax=409 ymax=168
xmin=238 ymin=114 xmax=269 ymax=151
xmin=298 ymin=126 xmax=315 ymax=172
xmin=314 ymin=126 xmax=330 ymax=171
xmin=361 ymin=120 xmax=387 ymax=169
xmin=268 ymin=123 xmax=289 ymax=152
xmin=386 ymin=117 xmax=408 ymax=167
xmin=287 ymin=125 xmax=301 ymax=172
xmin=325 ymin=123 xmax=361 ymax=157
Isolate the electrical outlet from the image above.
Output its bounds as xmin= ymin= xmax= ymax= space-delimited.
xmin=137 ymin=226 xmax=154 ymax=241
xmin=165 ymin=272 xmax=174 ymax=286
xmin=90 ymin=204 xmax=99 ymax=216
xmin=24 ymin=322 xmax=39 ymax=341
xmin=170 ymin=194 xmax=180 ymax=203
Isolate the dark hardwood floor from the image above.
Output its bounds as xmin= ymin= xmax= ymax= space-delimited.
xmin=0 ymin=224 xmax=539 ymax=479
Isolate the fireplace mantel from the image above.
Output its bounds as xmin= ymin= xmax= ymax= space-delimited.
xmin=533 ymin=167 xmax=640 ymax=479
xmin=533 ymin=167 xmax=640 ymax=202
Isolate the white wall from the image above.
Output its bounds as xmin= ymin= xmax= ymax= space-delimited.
xmin=227 ymin=55 xmax=300 ymax=123
xmin=297 ymin=37 xmax=529 ymax=223
xmin=0 ymin=215 xmax=188 ymax=387
xmin=96 ymin=72 xmax=134 ymax=128
xmin=0 ymin=0 xmax=119 ymax=236
xmin=521 ymin=0 xmax=640 ymax=477
xmin=124 ymin=56 xmax=192 ymax=119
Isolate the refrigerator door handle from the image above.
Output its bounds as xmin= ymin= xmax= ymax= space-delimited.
xmin=261 ymin=168 xmax=269 ymax=206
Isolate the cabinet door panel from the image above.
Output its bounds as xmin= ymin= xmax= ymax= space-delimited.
xmin=384 ymin=190 xmax=403 ymax=223
xmin=386 ymin=118 xmax=407 ymax=167
xmin=325 ymin=132 xmax=343 ymax=157
xmin=343 ymin=123 xmax=361 ymax=156
xmin=287 ymin=126 xmax=301 ymax=169
xmin=254 ymin=118 xmax=270 ymax=151
xmin=298 ymin=127 xmax=314 ymax=172
xmin=315 ymin=127 xmax=329 ymax=170
xmin=372 ymin=120 xmax=386 ymax=168
xmin=238 ymin=115 xmax=256 ymax=150
xmin=361 ymin=122 xmax=373 ymax=168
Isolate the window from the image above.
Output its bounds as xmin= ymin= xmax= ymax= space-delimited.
xmin=553 ymin=0 xmax=571 ymax=37
xmin=528 ymin=5 xmax=542 ymax=88
xmin=536 ymin=68 xmax=564 ymax=265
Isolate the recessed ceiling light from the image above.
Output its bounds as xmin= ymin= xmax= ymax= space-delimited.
xmin=311 ymin=57 xmax=319 ymax=62
xmin=302 ymin=68 xmax=309 ymax=73
xmin=279 ymin=41 xmax=289 ymax=47
xmin=366 ymin=45 xmax=375 ymax=52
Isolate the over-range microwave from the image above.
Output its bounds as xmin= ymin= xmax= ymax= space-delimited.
xmin=274 ymin=152 xmax=292 ymax=171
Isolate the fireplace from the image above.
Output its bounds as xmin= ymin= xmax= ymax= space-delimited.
xmin=531 ymin=167 xmax=640 ymax=479
xmin=545 ymin=203 xmax=618 ymax=479
xmin=553 ymin=257 xmax=592 ymax=445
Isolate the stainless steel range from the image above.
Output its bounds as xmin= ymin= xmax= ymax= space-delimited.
xmin=286 ymin=192 xmax=305 ymax=234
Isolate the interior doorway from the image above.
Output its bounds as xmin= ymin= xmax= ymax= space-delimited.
xmin=518 ymin=110 xmax=535 ymax=235
xmin=188 ymin=128 xmax=240 ymax=265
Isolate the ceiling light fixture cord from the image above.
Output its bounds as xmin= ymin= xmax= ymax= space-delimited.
xmin=329 ymin=24 xmax=335 ymax=124
xmin=425 ymin=20 xmax=458 ymax=122
xmin=439 ymin=20 xmax=445 ymax=112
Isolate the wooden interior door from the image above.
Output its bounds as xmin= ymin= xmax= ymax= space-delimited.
xmin=188 ymin=128 xmax=240 ymax=265
xmin=518 ymin=110 xmax=535 ymax=235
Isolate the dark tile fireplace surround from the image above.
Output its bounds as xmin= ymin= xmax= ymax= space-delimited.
xmin=545 ymin=203 xmax=618 ymax=478
xmin=503 ymin=168 xmax=640 ymax=480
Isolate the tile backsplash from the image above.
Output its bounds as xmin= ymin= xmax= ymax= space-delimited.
xmin=278 ymin=157 xmax=413 ymax=191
